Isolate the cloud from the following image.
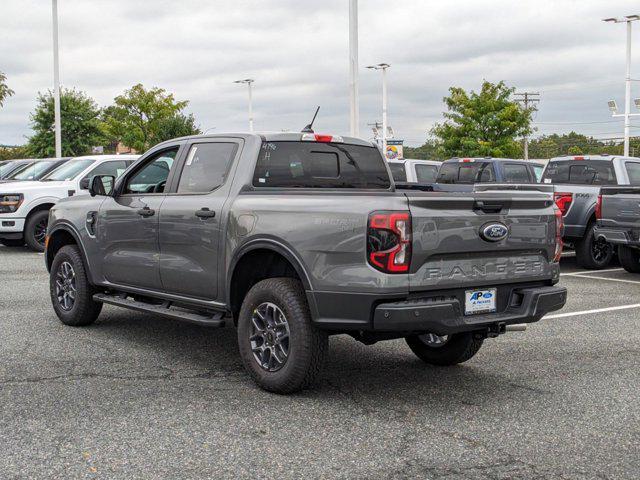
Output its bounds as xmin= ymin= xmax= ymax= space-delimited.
xmin=0 ymin=0 xmax=637 ymax=147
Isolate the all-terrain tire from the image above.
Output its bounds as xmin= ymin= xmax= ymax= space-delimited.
xmin=575 ymin=223 xmax=614 ymax=270
xmin=237 ymin=277 xmax=328 ymax=394
xmin=24 ymin=210 xmax=49 ymax=252
xmin=618 ymin=245 xmax=640 ymax=273
xmin=50 ymin=245 xmax=102 ymax=326
xmin=406 ymin=332 xmax=483 ymax=366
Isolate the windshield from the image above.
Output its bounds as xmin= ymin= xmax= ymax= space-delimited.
xmin=9 ymin=160 xmax=59 ymax=181
xmin=42 ymin=159 xmax=95 ymax=181
xmin=0 ymin=161 xmax=19 ymax=177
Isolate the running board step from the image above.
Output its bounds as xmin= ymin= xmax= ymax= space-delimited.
xmin=93 ymin=293 xmax=226 ymax=327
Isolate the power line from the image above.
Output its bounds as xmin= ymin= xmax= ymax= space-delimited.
xmin=515 ymin=92 xmax=540 ymax=160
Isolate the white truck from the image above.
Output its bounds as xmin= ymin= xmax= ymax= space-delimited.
xmin=0 ymin=154 xmax=137 ymax=251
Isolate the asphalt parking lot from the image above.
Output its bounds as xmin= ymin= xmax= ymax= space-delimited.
xmin=1 ymin=248 xmax=639 ymax=479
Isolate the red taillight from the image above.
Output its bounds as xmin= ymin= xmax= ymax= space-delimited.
xmin=301 ymin=133 xmax=344 ymax=143
xmin=553 ymin=192 xmax=573 ymax=216
xmin=553 ymin=208 xmax=564 ymax=262
xmin=367 ymin=211 xmax=412 ymax=273
xmin=573 ymin=156 xmax=584 ymax=160
xmin=595 ymin=194 xmax=603 ymax=220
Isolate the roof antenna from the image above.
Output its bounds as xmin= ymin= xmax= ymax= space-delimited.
xmin=301 ymin=106 xmax=320 ymax=133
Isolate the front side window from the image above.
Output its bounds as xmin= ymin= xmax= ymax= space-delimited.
xmin=177 ymin=143 xmax=238 ymax=193
xmin=625 ymin=162 xmax=640 ymax=185
xmin=42 ymin=159 xmax=95 ymax=181
xmin=415 ymin=164 xmax=438 ymax=183
xmin=502 ymin=163 xmax=531 ymax=183
xmin=388 ymin=163 xmax=407 ymax=182
xmin=125 ymin=148 xmax=178 ymax=194
xmin=253 ymin=142 xmax=390 ymax=189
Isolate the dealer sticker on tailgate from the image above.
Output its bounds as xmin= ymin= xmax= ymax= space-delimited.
xmin=464 ymin=288 xmax=497 ymax=315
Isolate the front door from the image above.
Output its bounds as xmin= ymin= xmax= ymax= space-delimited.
xmin=99 ymin=146 xmax=181 ymax=290
xmin=159 ymin=140 xmax=240 ymax=300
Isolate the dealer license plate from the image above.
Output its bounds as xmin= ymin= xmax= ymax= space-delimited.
xmin=464 ymin=288 xmax=497 ymax=315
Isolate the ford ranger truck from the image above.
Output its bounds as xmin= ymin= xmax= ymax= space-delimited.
xmin=542 ymin=155 xmax=640 ymax=269
xmin=45 ymin=133 xmax=567 ymax=394
xmin=595 ymin=184 xmax=640 ymax=272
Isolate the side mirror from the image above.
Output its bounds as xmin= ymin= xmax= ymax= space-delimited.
xmin=89 ymin=175 xmax=116 ymax=197
xmin=79 ymin=178 xmax=90 ymax=190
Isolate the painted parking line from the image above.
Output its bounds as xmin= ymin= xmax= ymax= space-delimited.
xmin=561 ymin=268 xmax=624 ymax=277
xmin=545 ymin=303 xmax=640 ymax=320
xmin=562 ymin=274 xmax=640 ymax=285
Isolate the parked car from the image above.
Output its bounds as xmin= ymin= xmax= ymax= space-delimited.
xmin=435 ymin=157 xmax=539 ymax=191
xmin=595 ymin=185 xmax=640 ymax=272
xmin=0 ymin=157 xmax=71 ymax=184
xmin=387 ymin=159 xmax=440 ymax=183
xmin=0 ymin=154 xmax=137 ymax=251
xmin=0 ymin=159 xmax=35 ymax=180
xmin=541 ymin=155 xmax=640 ymax=269
xmin=45 ymin=132 xmax=566 ymax=394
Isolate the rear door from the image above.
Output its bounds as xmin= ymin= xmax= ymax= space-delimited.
xmin=98 ymin=146 xmax=183 ymax=290
xmin=406 ymin=188 xmax=556 ymax=291
xmin=158 ymin=139 xmax=241 ymax=300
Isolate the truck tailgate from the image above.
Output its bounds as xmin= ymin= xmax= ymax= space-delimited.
xmin=600 ymin=186 xmax=640 ymax=229
xmin=405 ymin=189 xmax=557 ymax=291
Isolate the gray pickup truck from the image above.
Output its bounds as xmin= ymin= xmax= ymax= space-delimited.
xmin=542 ymin=155 xmax=640 ymax=269
xmin=44 ymin=132 xmax=566 ymax=393
xmin=595 ymin=185 xmax=640 ymax=272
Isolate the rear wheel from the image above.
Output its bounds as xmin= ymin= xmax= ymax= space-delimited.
xmin=405 ymin=332 xmax=483 ymax=366
xmin=50 ymin=245 xmax=102 ymax=326
xmin=0 ymin=238 xmax=25 ymax=247
xmin=618 ymin=245 xmax=640 ymax=273
xmin=237 ymin=277 xmax=328 ymax=394
xmin=24 ymin=210 xmax=49 ymax=252
xmin=575 ymin=223 xmax=613 ymax=269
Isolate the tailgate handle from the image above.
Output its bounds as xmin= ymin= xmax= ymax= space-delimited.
xmin=473 ymin=201 xmax=504 ymax=213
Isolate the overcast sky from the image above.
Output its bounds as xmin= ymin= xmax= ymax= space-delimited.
xmin=1 ymin=0 xmax=639 ymax=146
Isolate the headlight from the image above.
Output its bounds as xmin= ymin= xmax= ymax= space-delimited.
xmin=0 ymin=194 xmax=23 ymax=214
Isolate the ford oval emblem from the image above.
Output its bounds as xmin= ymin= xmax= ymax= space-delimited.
xmin=480 ymin=222 xmax=509 ymax=242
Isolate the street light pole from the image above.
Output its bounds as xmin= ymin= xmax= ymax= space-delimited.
xmin=348 ymin=0 xmax=359 ymax=137
xmin=604 ymin=15 xmax=640 ymax=156
xmin=52 ymin=0 xmax=62 ymax=157
xmin=367 ymin=63 xmax=390 ymax=156
xmin=234 ymin=79 xmax=254 ymax=132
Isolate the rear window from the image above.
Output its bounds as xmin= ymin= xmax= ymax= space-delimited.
xmin=415 ymin=164 xmax=438 ymax=183
xmin=542 ymin=161 xmax=617 ymax=185
xmin=437 ymin=162 xmax=494 ymax=184
xmin=502 ymin=163 xmax=531 ymax=183
xmin=388 ymin=163 xmax=407 ymax=182
xmin=253 ymin=141 xmax=390 ymax=189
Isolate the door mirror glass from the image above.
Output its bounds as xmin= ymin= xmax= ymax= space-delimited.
xmin=79 ymin=178 xmax=90 ymax=190
xmin=89 ymin=175 xmax=115 ymax=197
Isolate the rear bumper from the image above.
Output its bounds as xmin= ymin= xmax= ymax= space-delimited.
xmin=307 ymin=282 xmax=567 ymax=334
xmin=594 ymin=227 xmax=639 ymax=246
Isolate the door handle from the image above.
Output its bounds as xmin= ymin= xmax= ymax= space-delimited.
xmin=137 ymin=207 xmax=155 ymax=217
xmin=195 ymin=208 xmax=216 ymax=219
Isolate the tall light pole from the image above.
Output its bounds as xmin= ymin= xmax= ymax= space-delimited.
xmin=52 ymin=0 xmax=62 ymax=157
xmin=367 ymin=63 xmax=390 ymax=156
xmin=349 ymin=0 xmax=359 ymax=137
xmin=234 ymin=79 xmax=254 ymax=132
xmin=604 ymin=15 xmax=640 ymax=156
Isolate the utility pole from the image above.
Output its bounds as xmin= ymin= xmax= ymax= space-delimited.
xmin=604 ymin=15 xmax=640 ymax=156
xmin=348 ymin=0 xmax=360 ymax=137
xmin=52 ymin=0 xmax=62 ymax=157
xmin=514 ymin=92 xmax=540 ymax=160
xmin=233 ymin=79 xmax=254 ymax=132
xmin=367 ymin=63 xmax=391 ymax=156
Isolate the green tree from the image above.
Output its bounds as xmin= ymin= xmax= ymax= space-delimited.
xmin=0 ymin=145 xmax=28 ymax=161
xmin=102 ymin=84 xmax=199 ymax=152
xmin=26 ymin=88 xmax=104 ymax=157
xmin=403 ymin=138 xmax=445 ymax=161
xmin=431 ymin=80 xmax=533 ymax=158
xmin=0 ymin=71 xmax=14 ymax=107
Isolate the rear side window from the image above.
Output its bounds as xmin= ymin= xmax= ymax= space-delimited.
xmin=502 ymin=163 xmax=531 ymax=183
xmin=388 ymin=163 xmax=407 ymax=182
xmin=177 ymin=142 xmax=238 ymax=193
xmin=437 ymin=162 xmax=493 ymax=184
xmin=253 ymin=142 xmax=390 ymax=188
xmin=542 ymin=161 xmax=617 ymax=185
xmin=625 ymin=162 xmax=640 ymax=185
xmin=415 ymin=164 xmax=438 ymax=183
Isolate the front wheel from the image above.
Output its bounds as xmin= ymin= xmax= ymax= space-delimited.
xmin=237 ymin=278 xmax=328 ymax=394
xmin=50 ymin=245 xmax=102 ymax=326
xmin=24 ymin=210 xmax=49 ymax=252
xmin=618 ymin=245 xmax=640 ymax=273
xmin=575 ymin=223 xmax=614 ymax=270
xmin=405 ymin=332 xmax=483 ymax=366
